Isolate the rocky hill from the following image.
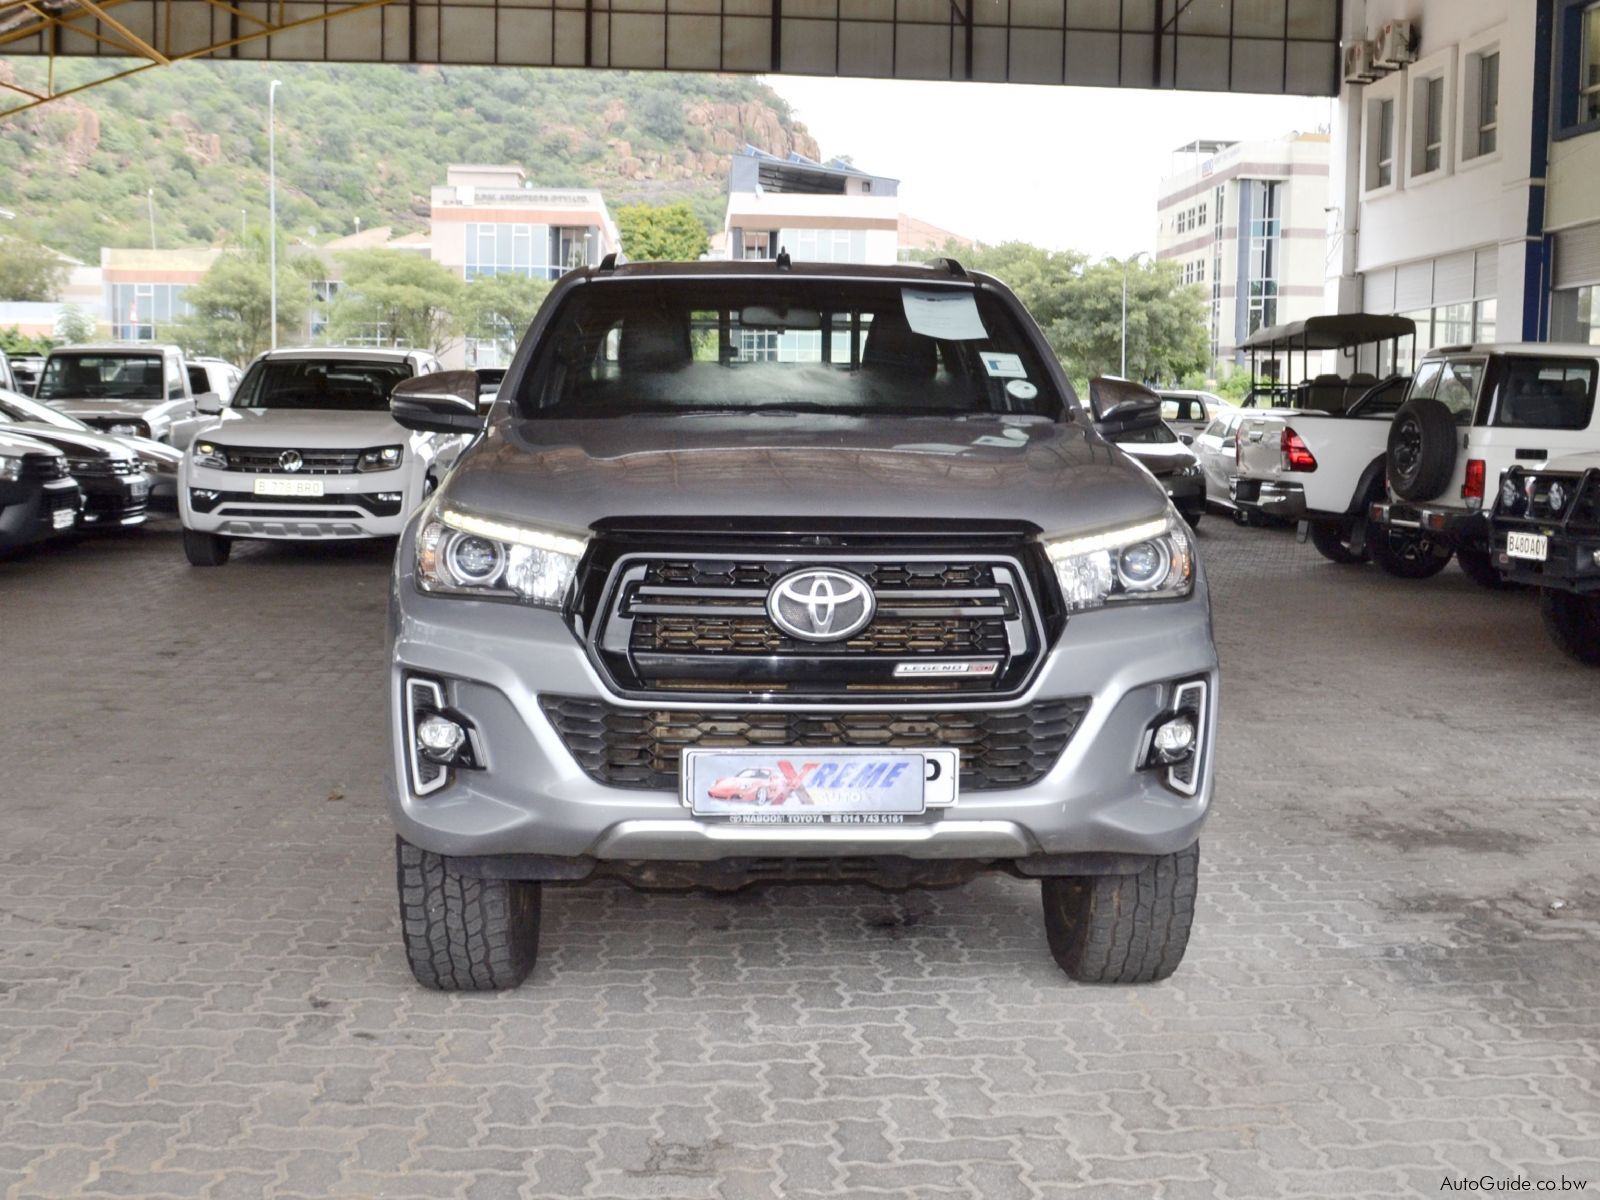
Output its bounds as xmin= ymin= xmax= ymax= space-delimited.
xmin=0 ymin=59 xmax=821 ymax=260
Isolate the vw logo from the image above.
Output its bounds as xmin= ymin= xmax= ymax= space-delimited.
xmin=767 ymin=568 xmax=875 ymax=642
xmin=278 ymin=449 xmax=303 ymax=473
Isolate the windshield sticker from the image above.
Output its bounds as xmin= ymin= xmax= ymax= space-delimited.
xmin=979 ymin=351 xmax=1026 ymax=378
xmin=1005 ymin=380 xmax=1039 ymax=401
xmin=901 ymin=289 xmax=988 ymax=341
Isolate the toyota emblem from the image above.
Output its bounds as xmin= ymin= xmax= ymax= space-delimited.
xmin=767 ymin=568 xmax=875 ymax=642
xmin=278 ymin=449 xmax=304 ymax=473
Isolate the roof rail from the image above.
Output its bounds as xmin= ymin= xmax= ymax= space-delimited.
xmin=927 ymin=256 xmax=967 ymax=278
xmin=597 ymin=252 xmax=619 ymax=272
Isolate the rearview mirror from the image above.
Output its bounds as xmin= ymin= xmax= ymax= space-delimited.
xmin=1088 ymin=377 xmax=1163 ymax=437
xmin=195 ymin=391 xmax=223 ymax=415
xmin=391 ymin=371 xmax=487 ymax=435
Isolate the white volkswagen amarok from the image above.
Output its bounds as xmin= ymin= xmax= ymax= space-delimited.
xmin=178 ymin=347 xmax=461 ymax=565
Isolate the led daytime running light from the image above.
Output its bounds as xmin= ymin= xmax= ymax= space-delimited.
xmin=438 ymin=507 xmax=587 ymax=557
xmin=1044 ymin=517 xmax=1169 ymax=562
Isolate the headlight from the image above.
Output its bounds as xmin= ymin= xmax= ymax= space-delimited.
xmin=109 ymin=422 xmax=145 ymax=437
xmin=1044 ymin=511 xmax=1194 ymax=611
xmin=191 ymin=441 xmax=228 ymax=470
xmin=358 ymin=445 xmax=404 ymax=472
xmin=0 ymin=454 xmax=21 ymax=482
xmin=416 ymin=504 xmax=587 ymax=608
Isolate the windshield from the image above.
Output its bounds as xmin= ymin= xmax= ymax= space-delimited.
xmin=37 ymin=354 xmax=164 ymax=402
xmin=232 ymin=359 xmax=413 ymax=411
xmin=516 ymin=279 xmax=1066 ymax=420
xmin=0 ymin=389 xmax=90 ymax=431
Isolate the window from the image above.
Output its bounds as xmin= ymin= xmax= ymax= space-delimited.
xmin=1475 ymin=52 xmax=1499 ymax=155
xmin=1491 ymin=358 xmax=1597 ymax=429
xmin=232 ymin=358 xmax=414 ymax=411
xmin=1475 ymin=297 xmax=1498 ymax=343
xmin=1552 ymin=286 xmax=1600 ymax=344
xmin=1435 ymin=302 xmax=1473 ymax=347
xmin=742 ymin=231 xmax=773 ymax=260
xmin=553 ymin=227 xmax=590 ymax=273
xmin=1557 ymin=1 xmax=1600 ymax=134
xmin=1583 ymin=3 xmax=1600 ymax=124
xmin=1414 ymin=75 xmax=1446 ymax=176
xmin=37 ymin=353 xmax=166 ymax=402
xmin=1372 ymin=97 xmax=1396 ymax=188
xmin=110 ymin=282 xmax=190 ymax=341
xmin=780 ymin=228 xmax=867 ymax=264
xmin=1196 ymin=201 xmax=1207 ymax=228
xmin=465 ymin=222 xmax=545 ymax=279
xmin=1245 ymin=181 xmax=1281 ymax=335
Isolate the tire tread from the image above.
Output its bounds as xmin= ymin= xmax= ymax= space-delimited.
xmin=1041 ymin=842 xmax=1198 ymax=984
xmin=395 ymin=836 xmax=540 ymax=991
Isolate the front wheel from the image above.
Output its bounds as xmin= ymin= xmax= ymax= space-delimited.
xmin=396 ymin=837 xmax=541 ymax=991
xmin=1539 ymin=589 xmax=1600 ymax=666
xmin=1308 ymin=519 xmax=1369 ymax=565
xmin=1040 ymin=842 xmax=1199 ymax=984
xmin=1369 ymin=528 xmax=1453 ymax=579
xmin=1456 ymin=547 xmax=1520 ymax=591
xmin=182 ymin=528 xmax=231 ymax=566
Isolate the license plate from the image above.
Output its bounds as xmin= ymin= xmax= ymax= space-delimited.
xmin=130 ymin=480 xmax=149 ymax=499
xmin=254 ymin=478 xmax=323 ymax=497
xmin=681 ymin=748 xmax=958 ymax=823
xmin=51 ymin=507 xmax=75 ymax=530
xmin=1505 ymin=531 xmax=1548 ymax=562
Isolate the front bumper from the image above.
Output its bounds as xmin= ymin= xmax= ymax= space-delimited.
xmin=386 ymin=555 xmax=1220 ymax=867
xmin=76 ymin=472 xmax=151 ymax=528
xmin=1230 ymin=477 xmax=1307 ymax=519
xmin=0 ymin=477 xmax=81 ymax=548
xmin=180 ymin=461 xmax=416 ymax=540
xmin=1372 ymin=500 xmax=1488 ymax=549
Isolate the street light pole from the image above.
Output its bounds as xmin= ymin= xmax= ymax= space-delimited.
xmin=268 ymin=78 xmax=282 ymax=350
xmin=1119 ymin=250 xmax=1150 ymax=380
xmin=147 ymin=189 xmax=156 ymax=250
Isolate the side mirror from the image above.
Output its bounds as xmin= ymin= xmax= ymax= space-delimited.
xmin=1088 ymin=376 xmax=1163 ymax=437
xmin=1179 ymin=433 xmax=1195 ymax=446
xmin=196 ymin=391 xmax=223 ymax=415
xmin=391 ymin=371 xmax=487 ymax=435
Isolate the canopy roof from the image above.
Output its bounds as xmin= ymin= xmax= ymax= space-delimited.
xmin=1240 ymin=314 xmax=1417 ymax=352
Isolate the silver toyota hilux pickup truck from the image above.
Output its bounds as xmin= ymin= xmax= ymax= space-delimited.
xmin=386 ymin=259 xmax=1219 ymax=990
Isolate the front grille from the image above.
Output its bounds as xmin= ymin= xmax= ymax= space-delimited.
xmin=539 ymin=695 xmax=1090 ymax=792
xmin=219 ymin=447 xmax=362 ymax=475
xmin=1500 ymin=468 xmax=1600 ymax=535
xmin=590 ymin=547 xmax=1048 ymax=700
xmin=65 ymin=457 xmax=140 ymax=478
xmin=42 ymin=483 xmax=79 ymax=512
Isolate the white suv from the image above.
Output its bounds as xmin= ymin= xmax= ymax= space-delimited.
xmin=178 ymin=347 xmax=464 ymax=565
xmin=1372 ymin=344 xmax=1600 ymax=584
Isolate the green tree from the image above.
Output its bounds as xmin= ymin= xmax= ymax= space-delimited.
xmin=168 ymin=233 xmax=315 ymax=363
xmin=0 ymin=239 xmax=69 ymax=302
xmin=1046 ymin=258 xmax=1210 ymax=388
xmin=615 ymin=203 xmax=710 ymax=263
xmin=459 ymin=272 xmax=554 ymax=362
xmin=0 ymin=326 xmax=55 ymax=355
xmin=55 ymin=304 xmax=97 ymax=344
xmin=327 ymin=249 xmax=464 ymax=354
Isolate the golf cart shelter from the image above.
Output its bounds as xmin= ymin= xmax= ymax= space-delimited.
xmin=1 ymin=0 xmax=1340 ymax=117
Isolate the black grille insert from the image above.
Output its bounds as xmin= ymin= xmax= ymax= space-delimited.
xmin=539 ymin=694 xmax=1089 ymax=792
xmin=219 ymin=446 xmax=363 ymax=475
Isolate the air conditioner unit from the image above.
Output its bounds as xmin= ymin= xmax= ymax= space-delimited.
xmin=1373 ymin=20 xmax=1416 ymax=68
xmin=1343 ymin=40 xmax=1379 ymax=84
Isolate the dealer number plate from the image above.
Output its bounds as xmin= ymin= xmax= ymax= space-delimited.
xmin=1505 ymin=532 xmax=1548 ymax=562
xmin=254 ymin=478 xmax=323 ymax=497
xmin=51 ymin=507 xmax=76 ymax=530
xmin=681 ymin=748 xmax=958 ymax=824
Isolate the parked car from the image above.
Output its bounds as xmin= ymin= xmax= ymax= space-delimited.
xmin=0 ymin=390 xmax=150 ymax=528
xmin=1490 ymin=454 xmax=1600 ymax=665
xmin=1155 ymin=389 xmax=1235 ymax=442
xmin=36 ymin=343 xmax=221 ymax=449
xmin=178 ymin=347 xmax=454 ymax=565
xmin=1372 ymin=345 xmax=1600 ymax=586
xmin=187 ymin=357 xmax=242 ymax=404
xmin=0 ymin=388 xmax=180 ymax=515
xmin=1191 ymin=406 xmax=1291 ymax=519
xmin=0 ymin=430 xmax=81 ymax=554
xmin=0 ymin=349 xmax=15 ymax=393
xmin=9 ymin=355 xmax=44 ymax=397
xmin=1096 ymin=392 xmax=1206 ymax=527
xmin=383 ymin=259 xmax=1218 ymax=991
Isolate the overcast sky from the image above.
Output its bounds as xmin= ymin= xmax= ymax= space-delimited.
xmin=764 ymin=78 xmax=1334 ymax=261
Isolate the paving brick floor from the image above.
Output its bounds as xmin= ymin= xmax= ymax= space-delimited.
xmin=1 ymin=516 xmax=1597 ymax=1198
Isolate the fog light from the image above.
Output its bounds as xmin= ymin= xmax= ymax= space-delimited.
xmin=417 ymin=713 xmax=466 ymax=762
xmin=1150 ymin=714 xmax=1197 ymax=765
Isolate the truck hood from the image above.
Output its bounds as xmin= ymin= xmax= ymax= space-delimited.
xmin=0 ymin=422 xmax=139 ymax=461
xmin=439 ymin=414 xmax=1170 ymax=535
xmin=200 ymin=407 xmax=411 ymax=449
xmin=49 ymin=398 xmax=174 ymax=417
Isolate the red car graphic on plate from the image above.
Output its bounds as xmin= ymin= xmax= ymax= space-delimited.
xmin=705 ymin=767 xmax=787 ymax=806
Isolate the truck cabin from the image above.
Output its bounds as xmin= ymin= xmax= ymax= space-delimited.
xmin=1239 ymin=314 xmax=1417 ymax=414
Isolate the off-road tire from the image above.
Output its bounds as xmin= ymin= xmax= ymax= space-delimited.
xmin=182 ymin=528 xmax=231 ymax=566
xmin=1386 ymin=397 xmax=1458 ymax=501
xmin=396 ymin=836 xmax=541 ymax=991
xmin=1539 ymin=589 xmax=1600 ymax=666
xmin=1309 ymin=519 xmax=1368 ymax=565
xmin=1369 ymin=528 xmax=1453 ymax=579
xmin=1040 ymin=841 xmax=1199 ymax=984
xmin=1456 ymin=546 xmax=1519 ymax=591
